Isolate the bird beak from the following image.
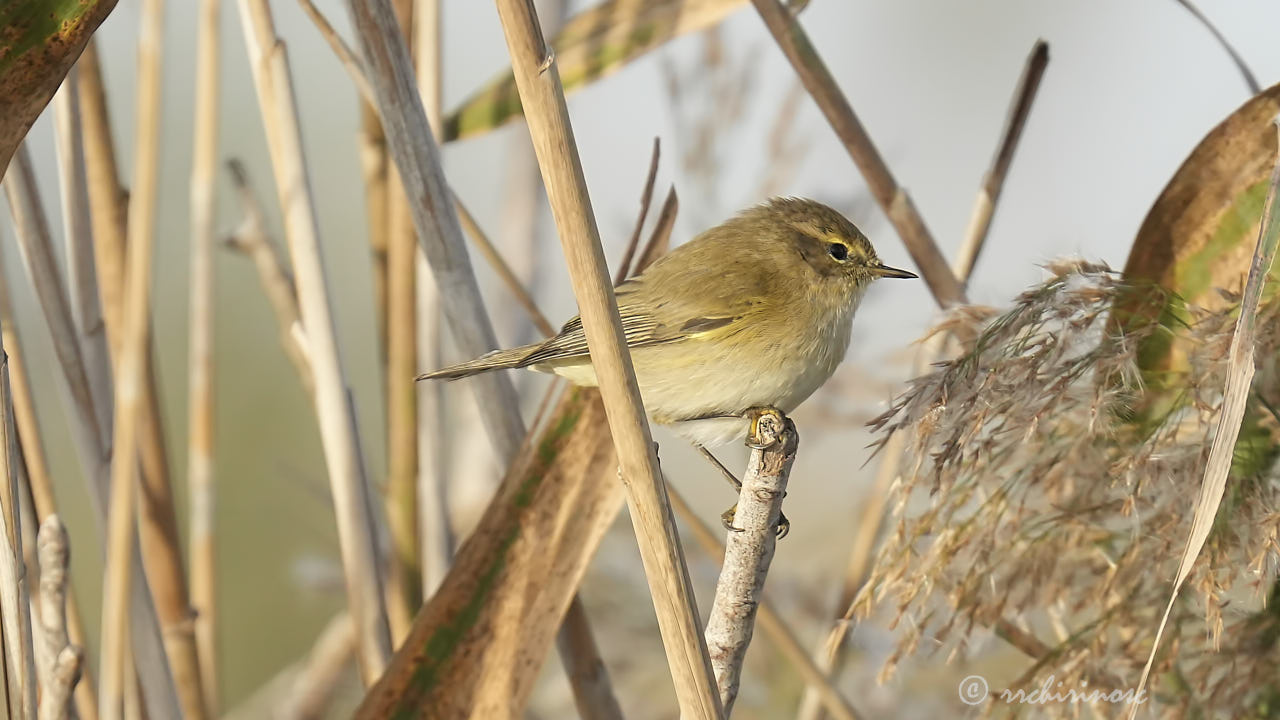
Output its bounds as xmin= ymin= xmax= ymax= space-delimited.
xmin=871 ymin=263 xmax=918 ymax=279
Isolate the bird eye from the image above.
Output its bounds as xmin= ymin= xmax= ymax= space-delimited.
xmin=827 ymin=242 xmax=849 ymax=261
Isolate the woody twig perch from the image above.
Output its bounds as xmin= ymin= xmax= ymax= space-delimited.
xmin=704 ymin=410 xmax=798 ymax=715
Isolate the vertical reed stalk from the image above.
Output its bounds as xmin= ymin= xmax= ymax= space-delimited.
xmin=188 ymin=0 xmax=222 ymax=712
xmin=99 ymin=0 xmax=182 ymax=716
xmin=0 ymin=248 xmax=99 ymax=720
xmin=748 ymin=0 xmax=965 ymax=308
xmin=52 ymin=72 xmax=113 ymax=436
xmin=795 ymin=40 xmax=1049 ymax=720
xmin=383 ymin=0 xmax=421 ymax=641
xmin=343 ymin=3 xmax=625 ymax=715
xmin=410 ymin=0 xmax=452 ymax=599
xmin=75 ymin=41 xmax=126 ymax=355
xmin=4 ymin=144 xmax=178 ymax=720
xmin=236 ymin=0 xmax=392 ymax=682
xmin=76 ymin=37 xmax=205 ymax=715
xmin=0 ymin=321 xmax=36 ymax=719
xmin=344 ymin=0 xmax=526 ymax=466
xmin=489 ymin=1 xmax=722 ymax=717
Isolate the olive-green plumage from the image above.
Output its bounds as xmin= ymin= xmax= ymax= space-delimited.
xmin=419 ymin=197 xmax=916 ymax=446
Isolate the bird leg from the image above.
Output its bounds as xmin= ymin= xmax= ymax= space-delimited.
xmin=692 ymin=409 xmax=792 ymax=540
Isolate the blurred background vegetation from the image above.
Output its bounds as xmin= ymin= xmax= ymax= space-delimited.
xmin=6 ymin=0 xmax=1280 ymax=717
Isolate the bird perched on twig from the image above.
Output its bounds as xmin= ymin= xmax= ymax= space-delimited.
xmin=418 ymin=197 xmax=916 ymax=447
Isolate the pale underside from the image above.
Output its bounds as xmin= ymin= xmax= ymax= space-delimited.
xmin=532 ymin=293 xmax=858 ymax=447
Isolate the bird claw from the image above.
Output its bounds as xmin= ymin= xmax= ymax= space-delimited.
xmin=744 ymin=406 xmax=787 ymax=449
xmin=721 ymin=503 xmax=790 ymax=540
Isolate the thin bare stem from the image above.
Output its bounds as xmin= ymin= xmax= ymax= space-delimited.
xmin=556 ymin=596 xmax=626 ymax=720
xmin=344 ymin=0 xmax=525 ymax=465
xmin=3 ymin=150 xmax=108 ymax=505
xmin=635 ymin=187 xmax=678 ymax=275
xmin=797 ymin=42 xmax=1050 ymax=720
xmin=411 ymin=0 xmax=451 ymax=600
xmin=1129 ymin=117 xmax=1280 ymax=719
xmin=345 ymin=4 xmax=625 ymax=716
xmin=297 ymin=0 xmax=376 ymax=103
xmin=76 ymin=41 xmax=127 ymax=357
xmin=53 ymin=71 xmax=113 ymax=437
xmin=748 ymin=0 xmax=966 ymax=308
xmin=278 ymin=614 xmax=356 ymax=720
xmin=1172 ymin=0 xmax=1260 ymax=95
xmin=613 ymin=137 xmax=660 ymax=285
xmin=0 ymin=326 xmax=35 ymax=719
xmin=222 ymin=160 xmax=314 ymax=394
xmin=35 ymin=516 xmax=83 ymax=720
xmin=188 ymin=0 xmax=222 ymax=713
xmin=236 ymin=0 xmax=392 ymax=683
xmin=954 ymin=40 xmax=1048 ymax=284
xmin=703 ymin=413 xmax=796 ymax=714
xmin=5 ymin=147 xmax=183 ymax=720
xmin=453 ymin=194 xmax=556 ymax=337
xmin=100 ymin=0 xmax=175 ymax=716
xmin=666 ymin=486 xmax=860 ymax=720
xmin=0 ymin=184 xmax=98 ymax=720
xmin=489 ymin=1 xmax=722 ymax=716
xmin=383 ymin=0 xmax=421 ymax=643
xmin=77 ymin=38 xmax=201 ymax=714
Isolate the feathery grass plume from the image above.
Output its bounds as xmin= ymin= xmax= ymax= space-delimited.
xmin=858 ymin=260 xmax=1280 ymax=716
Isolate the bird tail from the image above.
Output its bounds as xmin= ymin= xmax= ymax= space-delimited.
xmin=416 ymin=344 xmax=539 ymax=381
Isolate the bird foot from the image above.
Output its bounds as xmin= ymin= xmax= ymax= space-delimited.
xmin=743 ymin=406 xmax=788 ymax=449
xmin=720 ymin=502 xmax=790 ymax=540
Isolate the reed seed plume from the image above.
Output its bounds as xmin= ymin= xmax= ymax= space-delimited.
xmin=860 ymin=260 xmax=1280 ymax=717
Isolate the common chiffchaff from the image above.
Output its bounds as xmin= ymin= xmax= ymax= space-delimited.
xmin=418 ymin=197 xmax=917 ymax=446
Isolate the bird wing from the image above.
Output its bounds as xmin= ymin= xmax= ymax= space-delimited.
xmin=519 ymin=276 xmax=754 ymax=367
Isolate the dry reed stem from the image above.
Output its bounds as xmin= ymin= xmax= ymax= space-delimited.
xmin=452 ymin=186 xmax=630 ymax=720
xmin=223 ymin=160 xmax=315 ymax=394
xmin=278 ymin=613 xmax=357 ymax=720
xmin=76 ymin=38 xmax=202 ymax=709
xmin=75 ymin=42 xmax=127 ymax=356
xmin=345 ymin=0 xmax=526 ymax=464
xmin=0 ymin=327 xmax=35 ymax=719
xmin=666 ymin=486 xmax=860 ymax=720
xmin=5 ymin=154 xmax=180 ymax=720
xmin=452 ymin=185 xmax=633 ymax=720
xmin=954 ymin=40 xmax=1048 ymax=284
xmin=489 ymin=1 xmax=722 ymax=717
xmin=1172 ymin=0 xmax=1260 ymax=95
xmin=383 ymin=0 xmax=422 ymax=643
xmin=356 ymin=386 xmax=625 ymax=719
xmin=291 ymin=12 xmax=419 ymax=616
xmin=52 ymin=72 xmax=113 ymax=437
xmin=636 ymin=187 xmax=679 ymax=274
xmin=748 ymin=0 xmax=965 ymax=308
xmin=236 ymin=0 xmax=392 ymax=682
xmin=703 ymin=414 xmax=796 ymax=714
xmin=613 ymin=137 xmax=661 ymax=285
xmin=188 ymin=0 xmax=221 ymax=713
xmin=452 ymin=195 xmax=557 ymax=338
xmin=344 ymin=2 xmax=623 ymax=714
xmin=411 ymin=0 xmax=452 ymax=600
xmin=1129 ymin=117 xmax=1280 ymax=716
xmin=0 ymin=202 xmax=98 ymax=720
xmin=35 ymin=516 xmax=82 ymax=720
xmin=3 ymin=149 xmax=109 ymax=504
xmin=796 ymin=41 xmax=1050 ymax=720
xmin=99 ymin=0 xmax=183 ymax=715
xmin=557 ymin=595 xmax=626 ymax=720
